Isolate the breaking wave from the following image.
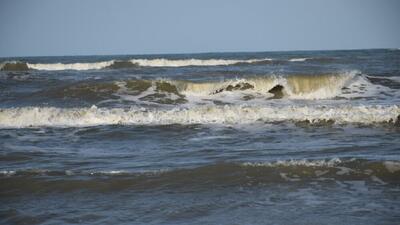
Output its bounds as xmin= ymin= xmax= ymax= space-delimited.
xmin=0 ymin=58 xmax=273 ymax=71
xmin=128 ymin=58 xmax=272 ymax=67
xmin=176 ymin=72 xmax=355 ymax=99
xmin=0 ymin=61 xmax=30 ymax=71
xmin=38 ymin=71 xmax=393 ymax=103
xmin=0 ymin=57 xmax=325 ymax=71
xmin=27 ymin=61 xmax=115 ymax=71
xmin=0 ymin=61 xmax=113 ymax=71
xmin=288 ymin=58 xmax=310 ymax=62
xmin=0 ymin=104 xmax=398 ymax=128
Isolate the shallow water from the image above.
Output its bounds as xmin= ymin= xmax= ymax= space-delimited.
xmin=1 ymin=49 xmax=400 ymax=224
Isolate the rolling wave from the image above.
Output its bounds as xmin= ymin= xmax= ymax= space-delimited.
xmin=0 ymin=61 xmax=113 ymax=71
xmin=39 ymin=72 xmax=386 ymax=103
xmin=0 ymin=58 xmax=272 ymax=71
xmin=128 ymin=58 xmax=272 ymax=67
xmin=176 ymin=72 xmax=355 ymax=99
xmin=0 ymin=104 xmax=398 ymax=128
xmin=27 ymin=61 xmax=115 ymax=71
xmin=0 ymin=57 xmax=322 ymax=71
xmin=288 ymin=58 xmax=310 ymax=62
xmin=0 ymin=61 xmax=30 ymax=71
xmin=1 ymin=159 xmax=399 ymax=193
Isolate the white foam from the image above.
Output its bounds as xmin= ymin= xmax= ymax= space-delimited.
xmin=384 ymin=161 xmax=400 ymax=173
xmin=90 ymin=170 xmax=127 ymax=175
xmin=1 ymin=104 xmax=398 ymax=128
xmin=0 ymin=170 xmax=16 ymax=176
xmin=336 ymin=166 xmax=353 ymax=175
xmin=27 ymin=61 xmax=114 ymax=71
xmin=129 ymin=58 xmax=272 ymax=67
xmin=242 ymin=158 xmax=342 ymax=168
xmin=370 ymin=175 xmax=386 ymax=185
xmin=288 ymin=58 xmax=310 ymax=62
xmin=280 ymin=173 xmax=301 ymax=181
xmin=339 ymin=75 xmax=396 ymax=99
xmin=0 ymin=168 xmax=172 ymax=177
xmin=21 ymin=58 xmax=273 ymax=70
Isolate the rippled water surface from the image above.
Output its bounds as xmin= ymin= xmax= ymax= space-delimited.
xmin=1 ymin=49 xmax=400 ymax=224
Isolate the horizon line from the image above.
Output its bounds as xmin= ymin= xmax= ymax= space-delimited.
xmin=1 ymin=47 xmax=398 ymax=59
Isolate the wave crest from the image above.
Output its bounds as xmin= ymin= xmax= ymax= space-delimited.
xmin=27 ymin=61 xmax=114 ymax=71
xmin=176 ymin=72 xmax=355 ymax=99
xmin=1 ymin=58 xmax=274 ymax=71
xmin=0 ymin=61 xmax=30 ymax=71
xmin=128 ymin=58 xmax=272 ymax=67
xmin=0 ymin=57 xmax=341 ymax=71
xmin=0 ymin=104 xmax=398 ymax=128
xmin=22 ymin=71 xmax=398 ymax=106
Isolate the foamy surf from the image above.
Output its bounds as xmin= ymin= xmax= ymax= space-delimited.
xmin=0 ymin=58 xmax=275 ymax=71
xmin=2 ymin=49 xmax=400 ymax=225
xmin=288 ymin=58 xmax=310 ymax=62
xmin=0 ymin=57 xmax=328 ymax=71
xmin=26 ymin=61 xmax=115 ymax=71
xmin=128 ymin=58 xmax=273 ymax=67
xmin=0 ymin=57 xmax=340 ymax=71
xmin=0 ymin=104 xmax=398 ymax=128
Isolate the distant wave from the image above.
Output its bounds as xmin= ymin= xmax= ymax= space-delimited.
xmin=0 ymin=61 xmax=30 ymax=71
xmin=0 ymin=57 xmax=325 ymax=71
xmin=288 ymin=58 xmax=310 ymax=62
xmin=129 ymin=58 xmax=273 ymax=67
xmin=0 ymin=104 xmax=398 ymax=128
xmin=27 ymin=61 xmax=115 ymax=71
xmin=0 ymin=58 xmax=272 ymax=71
xmin=0 ymin=60 xmax=114 ymax=71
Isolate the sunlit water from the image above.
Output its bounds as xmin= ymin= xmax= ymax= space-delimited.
xmin=1 ymin=49 xmax=399 ymax=224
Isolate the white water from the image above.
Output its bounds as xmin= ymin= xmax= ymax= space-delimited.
xmin=129 ymin=58 xmax=272 ymax=67
xmin=27 ymin=61 xmax=115 ymax=71
xmin=0 ymin=57 xmax=335 ymax=70
xmin=242 ymin=158 xmax=342 ymax=167
xmin=0 ymin=104 xmax=398 ymax=128
xmin=288 ymin=58 xmax=310 ymax=62
xmin=1 ymin=58 xmax=276 ymax=71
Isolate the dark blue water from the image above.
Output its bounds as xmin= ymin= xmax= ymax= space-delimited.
xmin=1 ymin=49 xmax=400 ymax=224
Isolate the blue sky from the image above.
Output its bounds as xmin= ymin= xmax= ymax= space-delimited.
xmin=0 ymin=0 xmax=399 ymax=57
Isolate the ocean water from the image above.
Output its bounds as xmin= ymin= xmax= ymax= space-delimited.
xmin=0 ymin=49 xmax=399 ymax=224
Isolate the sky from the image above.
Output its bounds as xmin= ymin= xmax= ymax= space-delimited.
xmin=0 ymin=0 xmax=399 ymax=57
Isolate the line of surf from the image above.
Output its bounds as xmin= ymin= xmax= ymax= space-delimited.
xmin=0 ymin=104 xmax=398 ymax=128
xmin=0 ymin=57 xmax=317 ymax=71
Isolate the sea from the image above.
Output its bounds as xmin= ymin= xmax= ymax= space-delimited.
xmin=0 ymin=49 xmax=399 ymax=224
